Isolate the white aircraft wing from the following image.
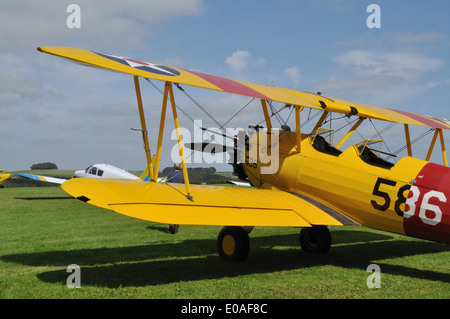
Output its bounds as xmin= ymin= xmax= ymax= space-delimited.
xmin=18 ymin=173 xmax=68 ymax=185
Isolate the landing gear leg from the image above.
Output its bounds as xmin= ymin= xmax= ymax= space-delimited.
xmin=217 ymin=226 xmax=250 ymax=262
xmin=299 ymin=226 xmax=331 ymax=254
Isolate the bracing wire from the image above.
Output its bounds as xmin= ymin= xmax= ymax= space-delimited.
xmin=174 ymin=83 xmax=224 ymax=132
xmin=369 ymin=118 xmax=396 ymax=162
xmin=385 ymin=128 xmax=435 ymax=161
xmin=145 ymin=79 xmax=254 ymax=168
xmin=145 ymin=79 xmax=437 ymax=169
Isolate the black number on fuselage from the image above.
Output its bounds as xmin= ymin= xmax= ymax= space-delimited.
xmin=394 ymin=184 xmax=412 ymax=217
xmin=371 ymin=178 xmax=396 ymax=211
xmin=371 ymin=177 xmax=411 ymax=216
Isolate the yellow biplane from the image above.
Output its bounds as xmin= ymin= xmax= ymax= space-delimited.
xmin=37 ymin=47 xmax=450 ymax=261
xmin=0 ymin=170 xmax=11 ymax=185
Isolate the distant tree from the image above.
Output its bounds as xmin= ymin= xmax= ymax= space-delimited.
xmin=31 ymin=162 xmax=58 ymax=170
xmin=160 ymin=166 xmax=223 ymax=184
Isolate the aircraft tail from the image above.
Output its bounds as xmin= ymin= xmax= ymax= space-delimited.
xmin=139 ymin=157 xmax=167 ymax=182
xmin=139 ymin=166 xmax=151 ymax=181
xmin=139 ymin=167 xmax=167 ymax=182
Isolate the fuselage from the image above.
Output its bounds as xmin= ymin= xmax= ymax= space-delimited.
xmin=74 ymin=164 xmax=139 ymax=180
xmin=243 ymin=130 xmax=450 ymax=245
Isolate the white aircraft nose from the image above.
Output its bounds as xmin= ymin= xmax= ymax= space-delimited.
xmin=74 ymin=170 xmax=84 ymax=178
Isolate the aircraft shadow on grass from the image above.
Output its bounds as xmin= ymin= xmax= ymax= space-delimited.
xmin=2 ymin=229 xmax=449 ymax=288
xmin=15 ymin=197 xmax=74 ymax=201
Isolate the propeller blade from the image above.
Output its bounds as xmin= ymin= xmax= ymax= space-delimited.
xmin=185 ymin=142 xmax=234 ymax=154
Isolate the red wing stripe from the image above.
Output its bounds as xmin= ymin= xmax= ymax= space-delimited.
xmin=392 ymin=109 xmax=449 ymax=130
xmin=186 ymin=70 xmax=270 ymax=100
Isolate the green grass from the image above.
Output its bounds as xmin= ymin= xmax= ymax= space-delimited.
xmin=0 ymin=186 xmax=449 ymax=299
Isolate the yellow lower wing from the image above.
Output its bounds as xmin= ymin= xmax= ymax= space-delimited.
xmin=61 ymin=178 xmax=341 ymax=227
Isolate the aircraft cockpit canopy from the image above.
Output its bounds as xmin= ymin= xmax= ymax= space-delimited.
xmin=355 ymin=139 xmax=395 ymax=169
xmin=85 ymin=165 xmax=104 ymax=176
xmin=309 ymin=128 xmax=342 ymax=156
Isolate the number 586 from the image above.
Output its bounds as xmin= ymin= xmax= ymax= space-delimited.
xmin=371 ymin=177 xmax=446 ymax=226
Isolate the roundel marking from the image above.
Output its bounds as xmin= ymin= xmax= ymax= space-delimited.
xmin=94 ymin=52 xmax=180 ymax=76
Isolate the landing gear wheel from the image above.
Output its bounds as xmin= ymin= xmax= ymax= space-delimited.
xmin=169 ymin=224 xmax=179 ymax=234
xmin=217 ymin=226 xmax=250 ymax=262
xmin=299 ymin=226 xmax=331 ymax=254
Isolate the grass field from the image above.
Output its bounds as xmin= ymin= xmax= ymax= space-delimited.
xmin=0 ymin=186 xmax=449 ymax=299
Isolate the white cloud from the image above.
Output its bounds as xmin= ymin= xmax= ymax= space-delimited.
xmin=0 ymin=0 xmax=203 ymax=53
xmin=334 ymin=50 xmax=443 ymax=80
xmin=225 ymin=50 xmax=252 ymax=74
xmin=311 ymin=47 xmax=445 ymax=107
xmin=0 ymin=0 xmax=205 ymax=170
xmin=315 ymin=75 xmax=440 ymax=106
xmin=335 ymin=31 xmax=448 ymax=50
xmin=224 ymin=50 xmax=267 ymax=80
xmin=284 ymin=66 xmax=302 ymax=88
xmin=0 ymin=57 xmax=56 ymax=103
xmin=387 ymin=31 xmax=447 ymax=45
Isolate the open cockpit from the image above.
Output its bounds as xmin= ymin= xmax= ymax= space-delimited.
xmin=307 ymin=127 xmax=396 ymax=169
xmin=355 ymin=139 xmax=395 ymax=169
xmin=309 ymin=128 xmax=342 ymax=157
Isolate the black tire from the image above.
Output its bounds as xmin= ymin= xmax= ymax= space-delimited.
xmin=169 ymin=224 xmax=179 ymax=234
xmin=217 ymin=226 xmax=250 ymax=262
xmin=299 ymin=226 xmax=331 ymax=254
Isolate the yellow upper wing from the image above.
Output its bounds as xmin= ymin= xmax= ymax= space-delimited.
xmin=38 ymin=46 xmax=450 ymax=130
xmin=61 ymin=178 xmax=342 ymax=227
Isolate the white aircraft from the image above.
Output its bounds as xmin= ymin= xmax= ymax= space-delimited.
xmin=18 ymin=163 xmax=148 ymax=185
xmin=74 ymin=164 xmax=141 ymax=180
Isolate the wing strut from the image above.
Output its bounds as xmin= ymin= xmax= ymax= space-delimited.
xmin=438 ymin=128 xmax=448 ymax=167
xmin=153 ymin=82 xmax=170 ymax=182
xmin=312 ymin=111 xmax=330 ymax=133
xmin=295 ymin=105 xmax=302 ymax=152
xmin=335 ymin=117 xmax=365 ymax=149
xmin=404 ymin=124 xmax=413 ymax=157
xmin=139 ymin=80 xmax=193 ymax=197
xmin=260 ymin=100 xmax=272 ymax=132
xmin=167 ymin=82 xmax=192 ymax=198
xmin=134 ymin=76 xmax=154 ymax=181
xmin=426 ymin=128 xmax=448 ymax=167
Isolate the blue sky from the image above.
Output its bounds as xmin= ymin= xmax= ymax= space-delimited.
xmin=1 ymin=0 xmax=450 ymax=171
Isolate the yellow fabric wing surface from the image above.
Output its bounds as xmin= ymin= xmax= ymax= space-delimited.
xmin=38 ymin=46 xmax=450 ymax=130
xmin=61 ymin=178 xmax=342 ymax=227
